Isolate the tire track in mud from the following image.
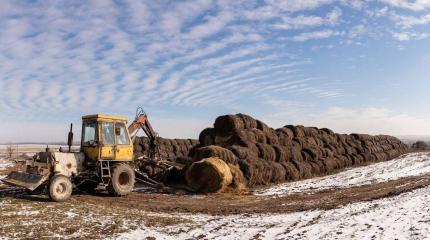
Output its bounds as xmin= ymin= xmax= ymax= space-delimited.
xmin=21 ymin=173 xmax=429 ymax=215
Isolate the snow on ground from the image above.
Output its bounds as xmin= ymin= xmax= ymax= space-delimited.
xmin=119 ymin=185 xmax=430 ymax=240
xmin=0 ymin=157 xmax=13 ymax=171
xmin=118 ymin=152 xmax=430 ymax=239
xmin=255 ymin=152 xmax=430 ymax=196
xmin=0 ymin=157 xmax=13 ymax=181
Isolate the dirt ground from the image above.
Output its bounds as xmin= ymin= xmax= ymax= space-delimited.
xmin=1 ymin=173 xmax=430 ymax=239
xmin=1 ymin=149 xmax=430 ymax=239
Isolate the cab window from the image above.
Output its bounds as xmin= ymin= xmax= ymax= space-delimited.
xmin=115 ymin=122 xmax=130 ymax=145
xmin=82 ymin=122 xmax=97 ymax=146
xmin=101 ymin=122 xmax=115 ymax=145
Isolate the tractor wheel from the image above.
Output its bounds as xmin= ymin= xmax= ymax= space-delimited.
xmin=107 ymin=163 xmax=135 ymax=196
xmin=49 ymin=175 xmax=73 ymax=202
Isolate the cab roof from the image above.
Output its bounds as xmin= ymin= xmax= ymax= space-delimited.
xmin=82 ymin=114 xmax=128 ymax=123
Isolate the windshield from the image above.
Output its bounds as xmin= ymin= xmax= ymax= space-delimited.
xmin=101 ymin=122 xmax=115 ymax=145
xmin=115 ymin=122 xmax=130 ymax=145
xmin=82 ymin=122 xmax=97 ymax=146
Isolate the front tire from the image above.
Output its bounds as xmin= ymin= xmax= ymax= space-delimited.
xmin=49 ymin=175 xmax=72 ymax=202
xmin=107 ymin=163 xmax=135 ymax=196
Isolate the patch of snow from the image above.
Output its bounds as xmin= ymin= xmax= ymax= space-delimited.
xmin=1 ymin=210 xmax=40 ymax=217
xmin=118 ymin=185 xmax=430 ymax=240
xmin=0 ymin=157 xmax=13 ymax=171
xmin=64 ymin=211 xmax=78 ymax=219
xmin=255 ymin=153 xmax=430 ymax=196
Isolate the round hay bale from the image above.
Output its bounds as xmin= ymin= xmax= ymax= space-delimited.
xmin=291 ymin=148 xmax=304 ymax=162
xmin=280 ymin=161 xmax=300 ymax=181
xmin=256 ymin=143 xmax=276 ymax=162
xmin=188 ymin=144 xmax=201 ymax=158
xmin=302 ymin=150 xmax=323 ymax=175
xmin=286 ymin=125 xmax=305 ymax=138
xmin=303 ymin=127 xmax=319 ymax=137
xmin=265 ymin=132 xmax=280 ymax=145
xmin=273 ymin=145 xmax=290 ymax=162
xmin=278 ymin=127 xmax=295 ymax=139
xmin=214 ymin=130 xmax=255 ymax=147
xmin=237 ymin=113 xmax=258 ymax=129
xmin=321 ymin=128 xmax=335 ymax=136
xmin=191 ymin=145 xmax=238 ymax=164
xmin=260 ymin=160 xmax=274 ymax=184
xmin=199 ymin=128 xmax=215 ymax=146
xmin=302 ymin=147 xmax=320 ymax=160
xmin=277 ymin=133 xmax=293 ymax=147
xmin=214 ymin=115 xmax=244 ymax=133
xmin=323 ymin=148 xmax=334 ymax=157
xmin=227 ymin=164 xmax=248 ymax=190
xmin=270 ymin=162 xmax=286 ymax=183
xmin=186 ymin=158 xmax=233 ymax=193
xmin=336 ymin=146 xmax=346 ymax=155
xmin=228 ymin=145 xmax=259 ymax=160
xmin=256 ymin=119 xmax=271 ymax=133
xmin=319 ymin=158 xmax=333 ymax=172
xmin=306 ymin=137 xmax=318 ymax=146
xmin=251 ymin=129 xmax=267 ymax=143
xmin=186 ymin=139 xmax=195 ymax=147
xmin=292 ymin=138 xmax=304 ymax=151
xmin=238 ymin=157 xmax=266 ymax=187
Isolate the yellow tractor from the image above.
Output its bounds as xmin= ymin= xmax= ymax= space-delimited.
xmin=4 ymin=108 xmax=162 ymax=202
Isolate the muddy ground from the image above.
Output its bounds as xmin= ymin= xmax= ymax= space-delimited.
xmin=1 ymin=150 xmax=430 ymax=239
xmin=1 ymin=173 xmax=430 ymax=239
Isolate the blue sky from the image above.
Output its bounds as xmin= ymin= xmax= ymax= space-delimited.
xmin=0 ymin=0 xmax=430 ymax=142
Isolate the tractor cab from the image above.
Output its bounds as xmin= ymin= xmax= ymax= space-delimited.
xmin=81 ymin=114 xmax=134 ymax=162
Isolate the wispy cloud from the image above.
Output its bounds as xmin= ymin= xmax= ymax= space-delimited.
xmin=381 ymin=0 xmax=430 ymax=11
xmin=290 ymin=29 xmax=343 ymax=41
xmin=0 ymin=0 xmax=429 ymax=141
xmin=392 ymin=31 xmax=430 ymax=41
xmin=273 ymin=7 xmax=342 ymax=30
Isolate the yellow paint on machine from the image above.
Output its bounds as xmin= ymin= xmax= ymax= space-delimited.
xmin=81 ymin=114 xmax=134 ymax=162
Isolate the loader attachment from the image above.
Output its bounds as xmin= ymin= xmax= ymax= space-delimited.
xmin=2 ymin=171 xmax=49 ymax=191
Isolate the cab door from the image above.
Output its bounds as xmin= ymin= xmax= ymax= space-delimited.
xmin=114 ymin=122 xmax=133 ymax=161
xmin=81 ymin=121 xmax=99 ymax=161
xmin=100 ymin=122 xmax=115 ymax=160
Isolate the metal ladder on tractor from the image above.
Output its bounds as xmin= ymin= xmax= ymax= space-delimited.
xmin=100 ymin=161 xmax=111 ymax=184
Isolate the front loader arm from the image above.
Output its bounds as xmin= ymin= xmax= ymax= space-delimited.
xmin=128 ymin=108 xmax=161 ymax=160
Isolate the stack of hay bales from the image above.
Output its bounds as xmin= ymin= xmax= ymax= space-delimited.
xmin=411 ymin=141 xmax=430 ymax=151
xmin=189 ymin=114 xmax=409 ymax=187
xmin=133 ymin=137 xmax=199 ymax=161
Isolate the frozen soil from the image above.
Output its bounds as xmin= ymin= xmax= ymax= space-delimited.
xmin=0 ymin=153 xmax=430 ymax=239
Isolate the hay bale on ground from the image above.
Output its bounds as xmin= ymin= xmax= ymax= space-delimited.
xmin=228 ymin=164 xmax=248 ymax=191
xmin=186 ymin=157 xmax=233 ymax=193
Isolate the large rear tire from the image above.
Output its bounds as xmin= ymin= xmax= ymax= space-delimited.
xmin=49 ymin=175 xmax=72 ymax=202
xmin=107 ymin=163 xmax=135 ymax=196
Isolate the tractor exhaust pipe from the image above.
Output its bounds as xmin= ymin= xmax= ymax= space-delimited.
xmin=68 ymin=123 xmax=73 ymax=152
